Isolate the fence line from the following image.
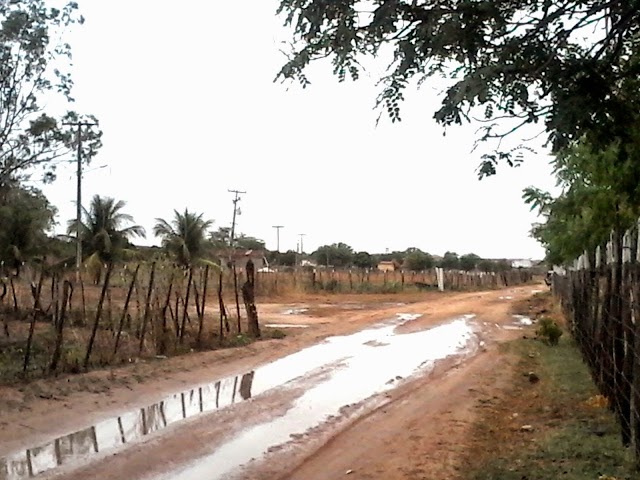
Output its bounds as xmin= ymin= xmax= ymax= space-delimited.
xmin=0 ymin=261 xmax=535 ymax=380
xmin=554 ymin=227 xmax=640 ymax=466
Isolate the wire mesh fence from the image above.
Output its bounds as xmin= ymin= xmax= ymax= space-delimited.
xmin=554 ymin=258 xmax=640 ymax=465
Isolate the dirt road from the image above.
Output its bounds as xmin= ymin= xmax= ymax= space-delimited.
xmin=0 ymin=284 xmax=543 ymax=480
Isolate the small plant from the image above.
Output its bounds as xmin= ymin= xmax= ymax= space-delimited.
xmin=537 ymin=317 xmax=563 ymax=346
xmin=321 ymin=279 xmax=340 ymax=293
xmin=267 ymin=329 xmax=286 ymax=340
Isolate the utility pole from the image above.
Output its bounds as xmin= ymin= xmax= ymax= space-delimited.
xmin=228 ymin=189 xmax=246 ymax=333
xmin=228 ymin=189 xmax=246 ymax=247
xmin=63 ymin=121 xmax=97 ymax=283
xmin=272 ymin=225 xmax=284 ymax=252
xmin=298 ymin=233 xmax=306 ymax=254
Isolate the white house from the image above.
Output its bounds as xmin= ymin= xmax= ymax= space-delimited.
xmin=511 ymin=259 xmax=534 ymax=269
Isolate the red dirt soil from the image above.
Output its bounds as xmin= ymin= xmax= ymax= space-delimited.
xmin=0 ymin=284 xmax=543 ymax=479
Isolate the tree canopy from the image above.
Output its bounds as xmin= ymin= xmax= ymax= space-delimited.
xmin=276 ymin=0 xmax=640 ymax=175
xmin=404 ymin=248 xmax=434 ymax=271
xmin=67 ymin=195 xmax=145 ymax=265
xmin=154 ymin=209 xmax=213 ymax=267
xmin=524 ymin=133 xmax=640 ymax=265
xmin=313 ymin=242 xmax=354 ymax=267
xmin=353 ymin=250 xmax=377 ymax=269
xmin=0 ymin=184 xmax=55 ymax=273
xmin=0 ymin=0 xmax=102 ymax=187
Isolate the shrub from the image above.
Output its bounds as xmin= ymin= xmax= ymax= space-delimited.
xmin=537 ymin=317 xmax=563 ymax=346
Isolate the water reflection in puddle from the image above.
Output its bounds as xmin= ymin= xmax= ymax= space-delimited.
xmin=264 ymin=324 xmax=309 ymax=329
xmin=0 ymin=313 xmax=477 ymax=480
xmin=161 ymin=314 xmax=478 ymax=480
xmin=281 ymin=308 xmax=308 ymax=315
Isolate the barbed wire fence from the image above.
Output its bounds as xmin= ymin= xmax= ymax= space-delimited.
xmin=553 ymin=227 xmax=640 ymax=465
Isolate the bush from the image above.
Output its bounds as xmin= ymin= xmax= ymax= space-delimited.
xmin=320 ymin=278 xmax=340 ymax=293
xmin=266 ymin=329 xmax=286 ymax=339
xmin=537 ymin=317 xmax=563 ymax=346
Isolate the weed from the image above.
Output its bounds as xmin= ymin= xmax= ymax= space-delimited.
xmin=537 ymin=317 xmax=563 ymax=346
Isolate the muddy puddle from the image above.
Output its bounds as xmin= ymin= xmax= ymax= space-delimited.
xmin=0 ymin=313 xmax=479 ymax=480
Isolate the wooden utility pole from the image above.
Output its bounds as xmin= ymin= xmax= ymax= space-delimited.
xmin=272 ymin=225 xmax=284 ymax=252
xmin=228 ymin=189 xmax=246 ymax=333
xmin=228 ymin=189 xmax=246 ymax=245
xmin=63 ymin=121 xmax=97 ymax=283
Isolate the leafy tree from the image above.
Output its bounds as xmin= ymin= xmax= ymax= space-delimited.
xmin=524 ymin=135 xmax=640 ymax=265
xmin=439 ymin=251 xmax=460 ymax=270
xmin=209 ymin=227 xmax=266 ymax=252
xmin=459 ymin=253 xmax=481 ymax=272
xmin=269 ymin=249 xmax=297 ymax=267
xmin=67 ymin=195 xmax=145 ymax=265
xmin=234 ymin=234 xmax=266 ymax=251
xmin=0 ymin=1 xmax=102 ymax=187
xmin=378 ymin=250 xmax=405 ymax=264
xmin=313 ymin=242 xmax=354 ymax=267
xmin=154 ymin=209 xmax=213 ymax=267
xmin=477 ymin=259 xmax=495 ymax=273
xmin=353 ymin=251 xmax=376 ymax=269
xmin=0 ymin=185 xmax=55 ymax=273
xmin=209 ymin=227 xmax=231 ymax=251
xmin=404 ymin=248 xmax=434 ymax=271
xmin=276 ymin=1 xmax=640 ymax=175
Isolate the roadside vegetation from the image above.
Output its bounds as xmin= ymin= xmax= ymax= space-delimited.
xmin=462 ymin=292 xmax=636 ymax=480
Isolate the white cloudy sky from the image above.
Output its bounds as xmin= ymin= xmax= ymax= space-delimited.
xmin=38 ymin=0 xmax=558 ymax=259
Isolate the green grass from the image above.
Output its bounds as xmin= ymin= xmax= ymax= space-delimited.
xmin=469 ymin=335 xmax=638 ymax=480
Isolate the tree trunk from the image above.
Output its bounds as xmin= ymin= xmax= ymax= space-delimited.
xmin=9 ymin=276 xmax=18 ymax=312
xmin=242 ymin=260 xmax=260 ymax=338
xmin=217 ymin=270 xmax=228 ymax=343
xmin=233 ymin=265 xmax=241 ymax=333
xmin=0 ymin=279 xmax=9 ymax=337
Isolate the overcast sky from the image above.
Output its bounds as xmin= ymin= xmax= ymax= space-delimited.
xmin=39 ymin=0 xmax=558 ymax=259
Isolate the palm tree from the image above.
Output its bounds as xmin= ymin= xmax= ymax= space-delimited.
xmin=67 ymin=195 xmax=146 ymax=266
xmin=153 ymin=209 xmax=213 ymax=267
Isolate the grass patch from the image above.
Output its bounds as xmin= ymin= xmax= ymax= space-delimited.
xmin=464 ymin=333 xmax=637 ymax=480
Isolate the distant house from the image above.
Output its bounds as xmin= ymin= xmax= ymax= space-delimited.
xmin=300 ymin=259 xmax=317 ymax=268
xmin=511 ymin=259 xmax=534 ymax=269
xmin=377 ymin=260 xmax=400 ymax=272
xmin=221 ymin=249 xmax=268 ymax=271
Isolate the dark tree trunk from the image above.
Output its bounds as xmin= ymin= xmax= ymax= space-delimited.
xmin=233 ymin=264 xmax=241 ymax=333
xmin=242 ymin=260 xmax=260 ymax=338
xmin=0 ymin=279 xmax=9 ymax=337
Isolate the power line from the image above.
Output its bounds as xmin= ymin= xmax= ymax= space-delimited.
xmin=63 ymin=121 xmax=97 ymax=283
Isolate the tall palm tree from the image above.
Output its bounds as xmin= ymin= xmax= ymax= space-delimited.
xmin=67 ymin=195 xmax=146 ymax=265
xmin=153 ymin=209 xmax=213 ymax=267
